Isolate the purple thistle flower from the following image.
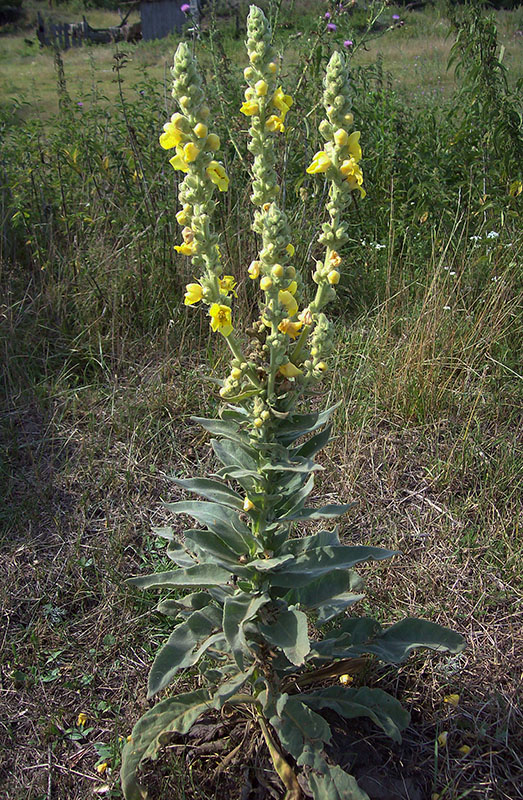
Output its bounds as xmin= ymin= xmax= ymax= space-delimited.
xmin=392 ymin=14 xmax=400 ymax=20
xmin=327 ymin=22 xmax=337 ymax=31
xmin=77 ymin=101 xmax=83 ymax=107
xmin=181 ymin=3 xmax=190 ymax=12
xmin=343 ymin=39 xmax=353 ymax=48
xmin=325 ymin=11 xmax=331 ymax=19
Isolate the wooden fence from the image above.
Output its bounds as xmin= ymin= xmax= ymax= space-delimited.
xmin=36 ymin=12 xmax=139 ymax=49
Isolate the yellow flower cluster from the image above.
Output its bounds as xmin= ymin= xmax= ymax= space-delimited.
xmin=306 ymin=130 xmax=365 ymax=198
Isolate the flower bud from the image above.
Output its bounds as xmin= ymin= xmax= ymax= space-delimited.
xmin=272 ymin=264 xmax=284 ymax=278
xmin=206 ymin=133 xmax=220 ymax=151
xmin=248 ymin=260 xmax=261 ymax=279
xmin=260 ymin=276 xmax=273 ymax=290
xmin=243 ymin=497 xmax=255 ymax=512
xmin=268 ymin=62 xmax=278 ymax=74
xmin=255 ymin=79 xmax=268 ymax=96
xmin=193 ymin=123 xmax=208 ymax=138
xmin=328 ymin=269 xmax=340 ymax=284
xmin=334 ymin=128 xmax=349 ymax=147
xmin=253 ymin=417 xmax=263 ymax=428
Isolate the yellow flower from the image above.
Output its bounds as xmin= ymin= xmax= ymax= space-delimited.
xmin=77 ymin=712 xmax=88 ymax=727
xmin=279 ymin=361 xmax=302 ymax=378
xmin=184 ymin=283 xmax=203 ymax=305
xmin=268 ymin=61 xmax=278 ymax=75
xmin=169 ymin=151 xmax=189 ymax=173
xmin=206 ymin=161 xmax=229 ymax=191
xmin=206 ymin=133 xmax=221 ymax=151
xmin=458 ymin=745 xmax=471 ymax=756
xmin=347 ymin=130 xmax=362 ymax=162
xmin=240 ymin=100 xmax=259 ymax=116
xmin=285 ymin=280 xmax=298 ymax=296
xmin=174 ymin=241 xmax=196 ymax=256
xmin=219 ymin=275 xmax=237 ymax=296
xmin=328 ymin=270 xmax=340 ymax=285
xmin=260 ymin=276 xmax=273 ymax=291
xmin=193 ymin=123 xmax=208 ymax=138
xmin=278 ymin=290 xmax=298 ymax=317
xmin=176 ymin=205 xmax=191 ymax=225
xmin=340 ymin=157 xmax=365 ymax=197
xmin=329 ymin=251 xmax=342 ymax=267
xmin=248 ymin=260 xmax=261 ymax=279
xmin=334 ymin=128 xmax=349 ymax=147
xmin=96 ymin=762 xmax=108 ymax=775
xmin=437 ymin=731 xmax=448 ymax=747
xmin=306 ymin=151 xmax=332 ymax=174
xmin=272 ymin=87 xmax=293 ymax=121
xmin=272 ymin=264 xmax=284 ymax=278
xmin=339 ymin=674 xmax=353 ymax=685
xmin=209 ymin=303 xmax=233 ymax=336
xmin=286 ymin=243 xmax=295 ymax=256
xmin=316 ymin=361 xmax=328 ymax=372
xmin=266 ymin=114 xmax=285 ymax=133
xmin=255 ymin=79 xmax=268 ymax=96
xmin=243 ymin=497 xmax=254 ymax=512
xmin=443 ymin=694 xmax=460 ymax=708
xmin=278 ymin=318 xmax=303 ymax=339
xmin=183 ymin=142 xmax=200 ymax=163
xmin=159 ymin=113 xmax=186 ymax=150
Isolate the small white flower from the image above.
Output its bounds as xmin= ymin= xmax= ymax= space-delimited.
xmin=449 ymin=271 xmax=456 ymax=276
xmin=443 ymin=306 xmax=451 ymax=311
xmin=486 ymin=231 xmax=499 ymax=239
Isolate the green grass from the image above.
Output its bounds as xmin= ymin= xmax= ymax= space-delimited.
xmin=1 ymin=0 xmax=522 ymax=798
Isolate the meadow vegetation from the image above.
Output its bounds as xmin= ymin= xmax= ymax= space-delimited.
xmin=0 ymin=1 xmax=522 ymax=798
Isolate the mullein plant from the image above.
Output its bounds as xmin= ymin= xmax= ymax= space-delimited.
xmin=121 ymin=8 xmax=465 ymax=800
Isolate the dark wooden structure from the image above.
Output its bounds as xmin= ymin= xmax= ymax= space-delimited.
xmin=140 ymin=0 xmax=200 ymax=41
xmin=36 ymin=12 xmax=141 ymax=49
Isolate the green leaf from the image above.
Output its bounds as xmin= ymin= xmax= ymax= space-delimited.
xmin=148 ymin=606 xmax=223 ymax=697
xmin=121 ymin=690 xmax=216 ymax=800
xmin=168 ymin=477 xmax=244 ymax=510
xmin=353 ymin=617 xmax=466 ymax=663
xmin=292 ymin=423 xmax=332 ymax=459
xmin=212 ymin=438 xmax=257 ymax=472
xmin=302 ymin=686 xmax=410 ymax=743
xmin=275 ymin=474 xmax=315 ymax=517
xmin=191 ymin=416 xmax=249 ymax=444
xmin=184 ymin=529 xmax=243 ymax=566
xmin=246 ymin=554 xmax=296 ymax=572
xmin=165 ymin=541 xmax=197 ymax=568
xmin=281 ymin=529 xmax=340 ymax=556
xmin=157 ymin=592 xmax=212 ymax=616
xmin=163 ymin=501 xmax=254 ymax=549
xmin=269 ymin=546 xmax=398 ymax=588
xmin=312 ymin=617 xmax=383 ymax=658
xmin=270 ymin=694 xmax=331 ymax=761
xmin=262 ymin=456 xmax=324 ymax=474
xmin=127 ymin=564 xmax=232 ymax=590
xmin=315 ymin=592 xmax=365 ymax=624
xmin=213 ymin=665 xmax=256 ymax=706
xmin=282 ymin=502 xmax=356 ymax=522
xmin=259 ymin=607 xmax=310 ymax=666
xmin=308 ymin=764 xmax=370 ymax=800
xmin=223 ymin=592 xmax=270 ymax=669
xmin=283 ymin=570 xmax=351 ymax=608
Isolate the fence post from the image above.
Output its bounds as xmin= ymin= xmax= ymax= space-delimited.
xmin=64 ymin=23 xmax=70 ymax=50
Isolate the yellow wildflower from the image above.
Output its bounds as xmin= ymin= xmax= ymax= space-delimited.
xmin=176 ymin=205 xmax=191 ymax=225
xmin=209 ymin=303 xmax=233 ymax=336
xmin=272 ymin=87 xmax=293 ymax=121
xmin=193 ymin=123 xmax=208 ymax=138
xmin=316 ymin=361 xmax=328 ymax=372
xmin=328 ymin=270 xmax=340 ymax=285
xmin=347 ymin=131 xmax=362 ymax=162
xmin=206 ymin=133 xmax=220 ymax=151
xmin=272 ymin=265 xmax=284 ymax=278
xmin=340 ymin=157 xmax=365 ymax=197
xmin=286 ymin=243 xmax=295 ymax=257
xmin=174 ymin=241 xmax=196 ymax=256
xmin=329 ymin=251 xmax=342 ymax=267
xmin=159 ymin=113 xmax=186 ymax=150
xmin=268 ymin=61 xmax=278 ymax=75
xmin=243 ymin=497 xmax=254 ymax=512
xmin=77 ymin=712 xmax=88 ymax=726
xmin=266 ymin=114 xmax=285 ymax=133
xmin=260 ymin=276 xmax=273 ymax=291
xmin=278 ymin=290 xmax=298 ymax=317
xmin=206 ymin=161 xmax=229 ymax=191
xmin=279 ymin=361 xmax=302 ymax=378
xmin=285 ymin=280 xmax=298 ymax=296
xmin=248 ymin=260 xmax=261 ymax=279
xmin=339 ymin=674 xmax=353 ymax=685
xmin=443 ymin=694 xmax=460 ymax=708
xmin=183 ymin=142 xmax=200 ymax=163
xmin=278 ymin=318 xmax=303 ymax=340
xmin=437 ymin=731 xmax=448 ymax=747
xmin=219 ymin=275 xmax=237 ymax=296
xmin=306 ymin=151 xmax=332 ymax=174
xmin=255 ymin=80 xmax=268 ymax=96
xmin=334 ymin=128 xmax=349 ymax=147
xmin=240 ymin=100 xmax=259 ymax=116
xmin=458 ymin=745 xmax=471 ymax=756
xmin=184 ymin=283 xmax=203 ymax=305
xmin=96 ymin=762 xmax=108 ymax=775
xmin=169 ymin=149 xmax=189 ymax=173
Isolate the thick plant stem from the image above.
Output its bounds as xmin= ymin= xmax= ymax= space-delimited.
xmin=258 ymin=713 xmax=302 ymax=799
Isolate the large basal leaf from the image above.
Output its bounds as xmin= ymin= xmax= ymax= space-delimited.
xmin=168 ymin=477 xmax=244 ymax=510
xmin=223 ymin=592 xmax=270 ymax=669
xmin=282 ymin=503 xmax=356 ymax=522
xmin=147 ymin=605 xmax=222 ymax=697
xmin=246 ymin=554 xmax=296 ymax=573
xmin=281 ymin=529 xmax=340 ymax=556
xmin=212 ymin=437 xmax=258 ymax=472
xmin=120 ymin=690 xmax=216 ymax=800
xmin=352 ymin=617 xmax=466 ymax=663
xmin=282 ymin=570 xmax=353 ymax=609
xmin=302 ymin=686 xmax=410 ymax=743
xmin=184 ymin=529 xmax=243 ymax=566
xmin=165 ymin=541 xmax=198 ymax=568
xmin=213 ymin=665 xmax=256 ymax=707
xmin=127 ymin=564 xmax=232 ymax=590
xmin=157 ymin=591 xmax=212 ymax=616
xmin=311 ymin=617 xmax=383 ymax=658
xmin=315 ymin=592 xmax=365 ymax=624
xmin=308 ymin=764 xmax=370 ymax=800
xmin=259 ymin=607 xmax=310 ymax=666
xmin=270 ymin=694 xmax=331 ymax=762
xmin=269 ymin=546 xmax=398 ymax=588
